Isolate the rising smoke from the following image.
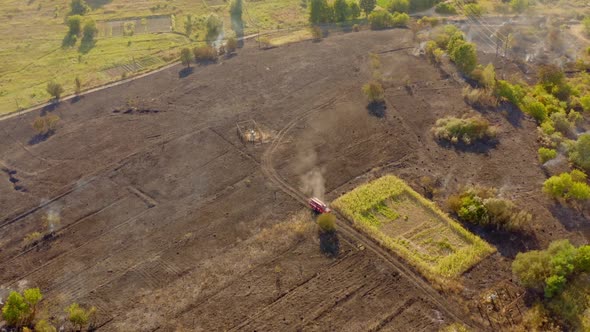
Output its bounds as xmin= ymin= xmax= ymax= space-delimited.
xmin=297 ymin=149 xmax=326 ymax=199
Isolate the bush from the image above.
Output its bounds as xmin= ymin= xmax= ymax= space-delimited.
xmin=449 ymin=40 xmax=478 ymax=75
xmin=368 ymin=10 xmax=392 ymax=29
xmin=432 ymin=115 xmax=496 ymax=145
xmin=538 ymin=147 xmax=557 ymax=163
xmin=448 ymin=187 xmax=531 ymax=231
xmin=310 ymin=26 xmax=322 ymax=41
xmin=462 ymin=87 xmax=498 ymax=108
xmin=550 ymin=111 xmax=573 ymax=136
xmin=35 ymin=320 xmax=57 ymax=332
xmin=205 ymin=13 xmax=223 ymax=41
xmin=391 ymin=12 xmax=409 ymax=27
xmin=193 ymin=45 xmax=218 ymax=62
xmin=569 ymin=133 xmax=590 ymax=171
xmin=226 ymin=36 xmax=238 ymax=53
xmin=1 ymin=288 xmax=43 ymax=328
xmin=66 ymin=303 xmax=96 ymax=331
xmin=435 ymin=2 xmax=457 ymax=15
xmin=317 ymin=213 xmax=336 ymax=233
xmin=522 ymin=96 xmax=548 ymax=123
xmin=32 ymin=115 xmax=60 ymax=136
xmin=352 ymin=24 xmax=361 ymax=32
xmin=543 ymin=170 xmax=590 ymax=201
xmin=387 ymin=0 xmax=409 ymax=13
xmin=464 ymin=3 xmax=483 ymax=17
xmin=46 ymin=81 xmax=64 ymax=101
xmin=544 ymin=274 xmax=567 ymax=298
xmin=495 ymin=80 xmax=525 ymax=105
xmin=362 ymin=81 xmax=384 ymax=103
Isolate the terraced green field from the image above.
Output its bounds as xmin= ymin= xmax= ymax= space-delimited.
xmin=333 ymin=175 xmax=495 ymax=282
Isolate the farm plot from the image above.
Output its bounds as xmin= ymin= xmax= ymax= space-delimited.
xmin=333 ymin=175 xmax=495 ymax=283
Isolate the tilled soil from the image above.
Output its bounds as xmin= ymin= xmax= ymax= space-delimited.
xmin=0 ymin=28 xmax=585 ymax=331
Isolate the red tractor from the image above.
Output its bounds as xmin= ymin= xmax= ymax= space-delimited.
xmin=309 ymin=197 xmax=331 ymax=214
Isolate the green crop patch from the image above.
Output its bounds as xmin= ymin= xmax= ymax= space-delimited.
xmin=333 ymin=175 xmax=495 ymax=282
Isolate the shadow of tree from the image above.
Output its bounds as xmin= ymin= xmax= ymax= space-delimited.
xmin=86 ymin=0 xmax=113 ymax=9
xmin=367 ymin=101 xmax=386 ymax=118
xmin=71 ymin=95 xmax=83 ymax=103
xmin=435 ymin=138 xmax=498 ymax=154
xmin=28 ymin=131 xmax=55 ymax=146
xmin=62 ymin=33 xmax=78 ymax=48
xmin=319 ymin=231 xmax=340 ymax=257
xmin=178 ymin=67 xmax=194 ymax=78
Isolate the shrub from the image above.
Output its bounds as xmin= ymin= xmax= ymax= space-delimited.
xmin=580 ymin=95 xmax=590 ymax=112
xmin=462 ymin=87 xmax=498 ymax=108
xmin=32 ymin=115 xmax=60 ymax=135
xmin=570 ymin=134 xmax=590 ymax=172
xmin=584 ymin=16 xmax=590 ymax=36
xmin=317 ymin=213 xmax=336 ymax=233
xmin=522 ymin=96 xmax=548 ymax=123
xmin=464 ymin=3 xmax=483 ymax=17
xmin=391 ymin=12 xmax=409 ymax=27
xmin=543 ymin=170 xmax=590 ymax=201
xmin=538 ymin=147 xmax=557 ymax=163
xmin=226 ymin=36 xmax=238 ymax=53
xmin=193 ymin=45 xmax=217 ymax=62
xmin=35 ymin=320 xmax=57 ymax=332
xmin=448 ymin=187 xmax=531 ymax=231
xmin=368 ymin=10 xmax=392 ymax=29
xmin=550 ymin=111 xmax=573 ymax=136
xmin=352 ymin=23 xmax=361 ymax=32
xmin=362 ymin=81 xmax=384 ymax=103
xmin=46 ymin=81 xmax=64 ymax=101
xmin=1 ymin=288 xmax=43 ymax=328
xmin=66 ymin=303 xmax=96 ymax=331
xmin=387 ymin=0 xmax=409 ymax=13
xmin=495 ymin=80 xmax=525 ymax=105
xmin=544 ymin=274 xmax=567 ymax=298
xmin=449 ymin=40 xmax=477 ymax=75
xmin=432 ymin=115 xmax=496 ymax=145
xmin=310 ymin=26 xmax=322 ymax=41
xmin=435 ymin=2 xmax=457 ymax=15
xmin=23 ymin=231 xmax=42 ymax=245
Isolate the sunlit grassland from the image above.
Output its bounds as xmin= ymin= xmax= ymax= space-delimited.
xmin=0 ymin=0 xmax=307 ymax=114
xmin=333 ymin=175 xmax=495 ymax=284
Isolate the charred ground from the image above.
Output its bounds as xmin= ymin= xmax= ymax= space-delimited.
xmin=0 ymin=28 xmax=584 ymax=331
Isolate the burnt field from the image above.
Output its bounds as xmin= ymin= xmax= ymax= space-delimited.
xmin=0 ymin=29 xmax=584 ymax=331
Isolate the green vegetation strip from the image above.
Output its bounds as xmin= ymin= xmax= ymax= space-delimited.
xmin=333 ymin=175 xmax=495 ymax=281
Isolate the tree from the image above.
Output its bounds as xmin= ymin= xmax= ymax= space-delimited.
xmin=23 ymin=288 xmax=42 ymax=325
xmin=317 ymin=213 xmax=336 ymax=233
xmin=569 ymin=133 xmax=590 ymax=171
xmin=180 ymin=48 xmax=193 ymax=68
xmin=74 ymin=76 xmax=81 ymax=95
xmin=334 ymin=0 xmax=349 ymax=22
xmin=362 ymin=81 xmax=384 ymax=104
xmin=450 ymin=41 xmax=478 ymax=75
xmin=349 ymin=1 xmax=361 ymax=18
xmin=66 ymin=303 xmax=96 ymax=331
xmin=35 ymin=320 xmax=57 ymax=332
xmin=513 ymin=250 xmax=551 ymax=289
xmin=69 ymin=0 xmax=90 ymax=15
xmin=184 ymin=14 xmax=197 ymax=37
xmin=309 ymin=0 xmax=332 ymax=24
xmin=387 ymin=0 xmax=409 ymax=13
xmin=230 ymin=0 xmax=243 ymax=33
xmin=1 ymin=291 xmax=29 ymax=327
xmin=205 ymin=14 xmax=223 ymax=42
xmin=46 ymin=81 xmax=64 ymax=101
xmin=67 ymin=15 xmax=83 ymax=36
xmin=81 ymin=18 xmax=98 ymax=51
xmin=368 ymin=10 xmax=392 ymax=30
xmin=360 ymin=0 xmax=376 ymax=17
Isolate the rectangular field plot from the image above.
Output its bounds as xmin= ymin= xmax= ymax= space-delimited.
xmin=333 ymin=175 xmax=495 ymax=281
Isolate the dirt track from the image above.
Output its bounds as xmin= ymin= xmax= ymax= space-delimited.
xmin=0 ymin=28 xmax=583 ymax=331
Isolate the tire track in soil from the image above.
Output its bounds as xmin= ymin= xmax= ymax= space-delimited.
xmin=260 ymin=93 xmax=483 ymax=330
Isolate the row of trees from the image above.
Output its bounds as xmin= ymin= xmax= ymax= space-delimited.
xmin=309 ymin=0 xmax=362 ymax=24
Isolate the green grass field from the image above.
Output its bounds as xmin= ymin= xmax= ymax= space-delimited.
xmin=333 ymin=175 xmax=495 ymax=283
xmin=0 ymin=0 xmax=307 ymax=114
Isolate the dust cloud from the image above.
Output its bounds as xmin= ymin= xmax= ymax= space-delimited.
xmin=297 ymin=150 xmax=326 ymax=200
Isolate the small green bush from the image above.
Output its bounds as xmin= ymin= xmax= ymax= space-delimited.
xmin=543 ymin=170 xmax=590 ymax=201
xmin=317 ymin=213 xmax=336 ymax=233
xmin=362 ymin=81 xmax=384 ymax=103
xmin=538 ymin=147 xmax=557 ymax=164
xmin=435 ymin=2 xmax=457 ymax=15
xmin=569 ymin=133 xmax=590 ymax=171
xmin=432 ymin=115 xmax=497 ymax=145
xmin=387 ymin=0 xmax=409 ymax=13
xmin=368 ymin=10 xmax=408 ymax=29
xmin=495 ymin=80 xmax=525 ymax=105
